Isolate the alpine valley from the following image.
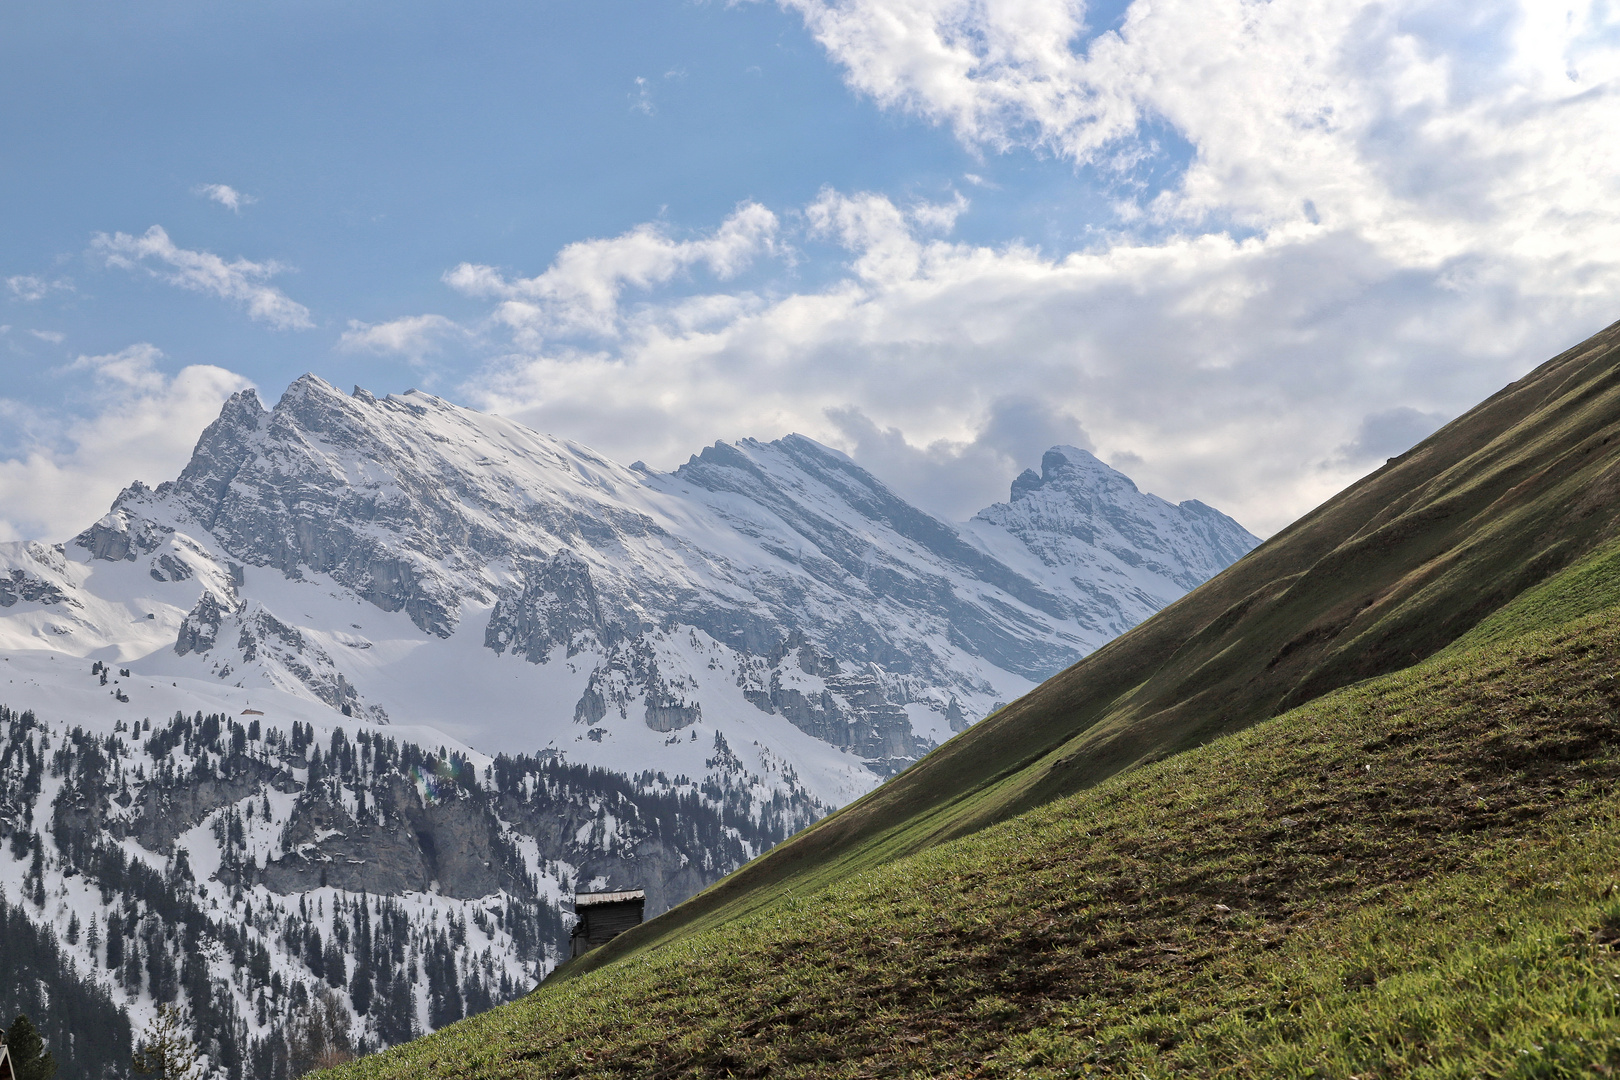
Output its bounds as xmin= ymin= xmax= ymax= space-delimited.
xmin=0 ymin=374 xmax=1256 ymax=1079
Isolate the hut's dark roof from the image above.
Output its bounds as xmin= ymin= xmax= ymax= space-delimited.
xmin=575 ymin=889 xmax=645 ymax=908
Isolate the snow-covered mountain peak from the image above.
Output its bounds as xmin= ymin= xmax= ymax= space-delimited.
xmin=0 ymin=376 xmax=1264 ymax=1073
xmin=32 ymin=378 xmax=1260 ymax=805
xmin=967 ymin=443 xmax=1259 ymax=636
xmin=1007 ymin=445 xmax=1132 ymax=502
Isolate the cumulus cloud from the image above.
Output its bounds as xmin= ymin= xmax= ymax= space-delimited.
xmin=1337 ymin=406 xmax=1451 ymax=464
xmin=776 ymin=0 xmax=1620 ymax=241
xmin=65 ymin=342 xmax=168 ymax=389
xmin=340 ymin=314 xmax=470 ymax=366
xmin=407 ymin=2 xmax=1620 ymax=535
xmin=826 ymin=397 xmax=1093 ymax=518
xmin=459 ymin=182 xmax=1618 ymax=534
xmin=193 ymin=183 xmax=256 ymax=213
xmin=92 ymin=225 xmax=313 ymax=330
xmin=0 ymin=346 xmax=252 ymax=542
xmin=6 ymin=275 xmax=73 ymax=303
xmin=776 ymin=0 xmax=1116 ymax=157
xmin=443 ymin=202 xmax=779 ymax=344
xmin=805 ymin=188 xmax=970 ymax=285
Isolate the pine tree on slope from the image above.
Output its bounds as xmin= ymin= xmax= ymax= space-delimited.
xmin=5 ymin=1014 xmax=58 ymax=1080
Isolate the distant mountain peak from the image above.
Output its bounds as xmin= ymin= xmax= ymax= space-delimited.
xmin=1005 ymin=445 xmax=1139 ymax=502
xmin=42 ymin=381 xmax=1259 ymax=794
xmin=0 ymin=373 xmax=1263 ymax=1074
xmin=969 ymin=444 xmax=1259 ymax=609
xmin=982 ymin=444 xmax=1168 ymax=522
xmin=285 ymin=369 xmax=338 ymax=394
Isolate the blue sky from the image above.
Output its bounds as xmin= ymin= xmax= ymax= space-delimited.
xmin=1 ymin=0 xmax=1131 ymax=377
xmin=2 ymin=2 xmax=960 ymax=373
xmin=3 ymin=0 xmax=1619 ymax=541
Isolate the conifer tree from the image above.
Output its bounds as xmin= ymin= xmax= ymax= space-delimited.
xmin=349 ymin=962 xmax=373 ymax=1018
xmin=5 ymin=1014 xmax=57 ymax=1080
xmin=123 ymin=938 xmax=144 ymax=995
xmin=323 ymin=939 xmax=345 ymax=989
xmin=376 ymin=971 xmax=415 ymax=1045
xmin=105 ymin=910 xmax=124 ymax=970
xmin=26 ymin=844 xmax=44 ymax=907
xmin=131 ymin=1004 xmax=202 ymax=1080
xmin=286 ymin=989 xmax=351 ymax=1078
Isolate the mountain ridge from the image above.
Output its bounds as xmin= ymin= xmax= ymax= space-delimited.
xmin=0 ymin=374 xmax=1258 ymax=1078
xmin=558 ymin=315 xmax=1620 ymax=981
xmin=36 ymin=372 xmax=1257 ymax=800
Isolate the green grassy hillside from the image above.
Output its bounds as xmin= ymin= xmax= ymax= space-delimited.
xmin=561 ymin=316 xmax=1620 ymax=977
xmin=323 ymin=317 xmax=1620 ymax=1078
xmin=333 ymin=542 xmax=1620 ymax=1078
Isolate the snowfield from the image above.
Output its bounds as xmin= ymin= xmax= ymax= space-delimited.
xmin=0 ymin=374 xmax=1257 ymax=1077
xmin=1 ymin=374 xmax=1257 ymax=808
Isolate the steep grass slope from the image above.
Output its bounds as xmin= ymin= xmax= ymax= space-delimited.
xmin=319 ymin=317 xmax=1620 ymax=1078
xmin=556 ymin=316 xmax=1620 ymax=974
xmin=331 ymin=533 xmax=1620 ymax=1078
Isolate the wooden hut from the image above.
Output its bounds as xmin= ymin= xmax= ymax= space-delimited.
xmin=0 ymin=1038 xmax=14 ymax=1080
xmin=570 ymin=889 xmax=645 ymax=958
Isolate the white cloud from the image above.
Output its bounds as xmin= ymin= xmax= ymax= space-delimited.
xmin=6 ymin=276 xmax=46 ymax=302
xmin=92 ymin=225 xmax=313 ymax=330
xmin=340 ymin=314 xmax=469 ymax=365
xmin=396 ymin=2 xmax=1620 ymax=535
xmin=458 ymin=179 xmax=1620 ymax=533
xmin=0 ymin=346 xmax=252 ymax=541
xmin=6 ymin=275 xmax=73 ymax=303
xmin=443 ymin=202 xmax=779 ymax=344
xmin=774 ymin=0 xmax=1118 ymax=156
xmin=631 ymin=76 xmax=656 ymax=115
xmin=65 ymin=342 xmax=167 ymax=389
xmin=805 ymin=188 xmax=969 ymax=283
xmin=28 ymin=330 xmax=64 ymax=344
xmin=775 ymin=0 xmax=1620 ymax=245
xmin=193 ymin=183 xmax=256 ymax=213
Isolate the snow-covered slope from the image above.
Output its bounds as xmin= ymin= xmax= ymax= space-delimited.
xmin=0 ymin=373 xmax=1257 ymax=1073
xmin=965 ymin=445 xmax=1261 ymax=642
xmin=0 ymin=701 xmax=792 ymax=1078
xmin=10 ymin=375 xmax=1254 ymax=797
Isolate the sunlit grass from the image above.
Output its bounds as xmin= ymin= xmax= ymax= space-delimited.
xmin=325 ymin=586 xmax=1620 ymax=1078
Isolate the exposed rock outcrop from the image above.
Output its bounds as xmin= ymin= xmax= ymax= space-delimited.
xmin=485 ymin=550 xmax=607 ymax=663
xmin=175 ymin=591 xmax=228 ymax=656
xmin=26 ymin=375 xmax=1258 ymax=817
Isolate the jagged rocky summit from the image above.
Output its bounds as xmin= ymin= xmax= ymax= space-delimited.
xmin=0 ymin=374 xmax=1256 ymax=1073
xmin=17 ymin=373 xmax=1256 ymax=802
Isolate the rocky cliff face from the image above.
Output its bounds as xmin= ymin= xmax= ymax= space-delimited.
xmin=44 ymin=375 xmax=1252 ymax=802
xmin=0 ymin=374 xmax=1258 ymax=1078
xmin=0 ymin=545 xmax=78 ymax=610
xmin=0 ymin=705 xmax=805 ymax=1078
xmin=483 ymin=551 xmax=607 ymax=664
